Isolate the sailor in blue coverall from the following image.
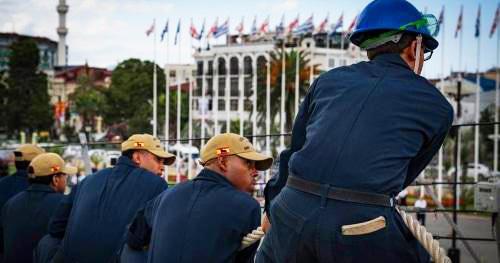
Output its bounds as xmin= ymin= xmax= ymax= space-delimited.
xmin=39 ymin=134 xmax=175 ymax=263
xmin=256 ymin=1 xmax=454 ymax=262
xmin=1 ymin=153 xmax=75 ymax=263
xmin=123 ymin=133 xmax=273 ymax=263
xmin=0 ymin=144 xmax=44 ymax=262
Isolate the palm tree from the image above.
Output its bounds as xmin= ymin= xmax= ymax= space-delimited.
xmin=255 ymin=48 xmax=321 ymax=136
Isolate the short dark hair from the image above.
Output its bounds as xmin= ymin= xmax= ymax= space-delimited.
xmin=28 ymin=174 xmax=56 ymax=185
xmin=122 ymin=149 xmax=136 ymax=160
xmin=365 ymin=32 xmax=417 ymax=60
xmin=15 ymin=160 xmax=30 ymax=170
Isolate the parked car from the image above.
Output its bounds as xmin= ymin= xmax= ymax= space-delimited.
xmin=447 ymin=163 xmax=491 ymax=180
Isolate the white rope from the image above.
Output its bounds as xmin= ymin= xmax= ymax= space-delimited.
xmin=397 ymin=208 xmax=451 ymax=263
xmin=239 ymin=226 xmax=265 ymax=250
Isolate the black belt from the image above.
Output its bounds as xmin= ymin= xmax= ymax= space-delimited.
xmin=286 ymin=175 xmax=395 ymax=207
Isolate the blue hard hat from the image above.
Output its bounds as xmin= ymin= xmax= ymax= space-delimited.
xmin=350 ymin=0 xmax=439 ymax=50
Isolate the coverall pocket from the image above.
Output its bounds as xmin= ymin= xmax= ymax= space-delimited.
xmin=269 ymin=197 xmax=305 ymax=263
xmin=341 ymin=216 xmax=386 ymax=236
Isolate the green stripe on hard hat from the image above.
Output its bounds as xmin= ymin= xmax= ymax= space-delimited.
xmin=359 ymin=14 xmax=439 ymax=50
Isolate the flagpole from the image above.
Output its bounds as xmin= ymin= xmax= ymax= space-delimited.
xmin=153 ymin=19 xmax=158 ymax=137
xmin=280 ymin=40 xmax=286 ymax=150
xmin=457 ymin=7 xmax=463 ymax=209
xmin=213 ymin=58 xmax=219 ymax=134
xmin=226 ymin=56 xmax=231 ymax=133
xmin=188 ymin=74 xmax=193 ymax=179
xmin=165 ymin=23 xmax=170 ymax=152
xmin=473 ymin=5 xmax=481 ymax=183
xmin=201 ymin=60 xmax=206 ymax=146
xmin=239 ymin=57 xmax=244 ymax=136
xmin=295 ymin=47 xmax=300 ymax=117
xmin=438 ymin=6 xmax=445 ymax=201
xmin=266 ymin=54 xmax=271 ymax=181
xmin=252 ymin=55 xmax=257 ymax=145
xmin=188 ymin=20 xmax=193 ymax=179
xmin=176 ymin=20 xmax=181 ymax=184
xmin=309 ymin=41 xmax=314 ymax=85
xmin=495 ymin=19 xmax=500 ymax=173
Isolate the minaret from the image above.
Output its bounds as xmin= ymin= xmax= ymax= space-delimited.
xmin=56 ymin=0 xmax=69 ymax=66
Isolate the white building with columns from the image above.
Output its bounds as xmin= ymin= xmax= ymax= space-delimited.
xmin=191 ymin=32 xmax=367 ymax=143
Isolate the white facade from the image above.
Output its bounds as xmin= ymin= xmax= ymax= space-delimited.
xmin=192 ymin=33 xmax=368 ymax=137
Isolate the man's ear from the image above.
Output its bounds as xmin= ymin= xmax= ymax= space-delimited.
xmin=408 ymin=39 xmax=418 ymax=61
xmin=217 ymin=156 xmax=227 ymax=172
xmin=132 ymin=151 xmax=142 ymax=165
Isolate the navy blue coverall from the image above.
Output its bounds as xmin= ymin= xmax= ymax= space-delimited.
xmin=256 ymin=53 xmax=454 ymax=263
xmin=125 ymin=169 xmax=261 ymax=263
xmin=0 ymin=168 xmax=30 ymax=211
xmin=48 ymin=156 xmax=168 ymax=263
xmin=0 ymin=184 xmax=63 ymax=263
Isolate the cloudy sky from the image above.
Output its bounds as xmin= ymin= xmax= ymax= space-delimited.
xmin=0 ymin=0 xmax=498 ymax=79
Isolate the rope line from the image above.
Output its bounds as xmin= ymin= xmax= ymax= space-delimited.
xmin=239 ymin=226 xmax=265 ymax=250
xmin=397 ymin=208 xmax=451 ymax=263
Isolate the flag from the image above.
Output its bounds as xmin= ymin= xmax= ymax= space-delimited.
xmin=275 ymin=14 xmax=285 ymax=37
xmin=330 ymin=13 xmax=344 ymax=34
xmin=316 ymin=14 xmax=329 ymax=33
xmin=251 ymin=16 xmax=258 ymax=36
xmin=174 ymin=19 xmax=181 ymax=45
xmin=294 ymin=15 xmax=314 ymax=35
xmin=190 ymin=20 xmax=201 ymax=40
xmin=344 ymin=15 xmax=357 ymax=37
xmin=160 ymin=19 xmax=168 ymax=41
xmin=455 ymin=5 xmax=463 ymax=38
xmin=207 ymin=18 xmax=218 ymax=38
xmin=214 ymin=18 xmax=229 ymax=38
xmin=198 ymin=19 xmax=205 ymax=40
xmin=146 ymin=20 xmax=155 ymax=36
xmin=259 ymin=16 xmax=270 ymax=34
xmin=287 ymin=15 xmax=299 ymax=34
xmin=475 ymin=5 xmax=481 ymax=38
xmin=437 ymin=6 xmax=444 ymax=29
xmin=236 ymin=17 xmax=244 ymax=34
xmin=490 ymin=4 xmax=499 ymax=38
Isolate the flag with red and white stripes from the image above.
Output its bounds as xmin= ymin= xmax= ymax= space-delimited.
xmin=490 ymin=4 xmax=499 ymax=38
xmin=146 ymin=20 xmax=155 ymax=36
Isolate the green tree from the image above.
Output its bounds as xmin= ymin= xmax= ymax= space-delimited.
xmin=70 ymin=75 xmax=105 ymax=132
xmin=5 ymin=39 xmax=52 ymax=138
xmin=102 ymin=59 xmax=166 ymax=136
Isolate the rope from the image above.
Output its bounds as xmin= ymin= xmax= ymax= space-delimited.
xmin=239 ymin=226 xmax=265 ymax=250
xmin=397 ymin=208 xmax=451 ymax=263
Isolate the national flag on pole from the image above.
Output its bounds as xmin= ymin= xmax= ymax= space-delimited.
xmin=174 ymin=19 xmax=181 ymax=44
xmin=259 ymin=16 xmax=270 ymax=34
xmin=455 ymin=5 xmax=463 ymax=38
xmin=236 ymin=17 xmax=244 ymax=34
xmin=344 ymin=15 xmax=357 ymax=37
xmin=287 ymin=15 xmax=299 ymax=34
xmin=330 ymin=13 xmax=344 ymax=34
xmin=207 ymin=18 xmax=218 ymax=38
xmin=198 ymin=19 xmax=205 ymax=40
xmin=294 ymin=15 xmax=314 ymax=35
xmin=190 ymin=20 xmax=201 ymax=40
xmin=475 ymin=5 xmax=481 ymax=38
xmin=275 ymin=14 xmax=285 ymax=37
xmin=315 ymin=14 xmax=329 ymax=33
xmin=160 ymin=19 xmax=168 ymax=41
xmin=146 ymin=20 xmax=155 ymax=36
xmin=437 ymin=6 xmax=444 ymax=29
xmin=490 ymin=4 xmax=499 ymax=38
xmin=214 ymin=18 xmax=229 ymax=38
xmin=251 ymin=16 xmax=258 ymax=36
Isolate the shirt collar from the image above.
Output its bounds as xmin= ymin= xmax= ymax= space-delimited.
xmin=195 ymin=168 xmax=235 ymax=188
xmin=373 ymin=53 xmax=412 ymax=71
xmin=27 ymin=183 xmax=56 ymax=193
